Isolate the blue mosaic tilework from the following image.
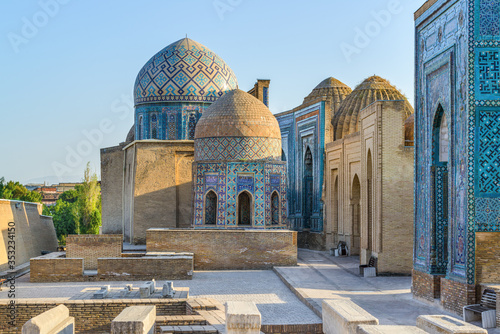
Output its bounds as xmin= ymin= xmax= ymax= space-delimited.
xmin=193 ymin=161 xmax=287 ymax=228
xmin=476 ymin=49 xmax=500 ymax=99
xmin=134 ymin=38 xmax=237 ymax=105
xmin=475 ymin=197 xmax=500 ymax=230
xmin=477 ymin=110 xmax=500 ymax=194
xmin=135 ymin=103 xmax=205 ymax=140
xmin=476 ymin=0 xmax=500 ymax=38
xmin=194 ymin=137 xmax=282 ymax=161
xmin=414 ymin=0 xmax=471 ymax=282
xmin=431 ymin=166 xmax=449 ymax=275
xmin=263 ymin=86 xmax=269 ymax=107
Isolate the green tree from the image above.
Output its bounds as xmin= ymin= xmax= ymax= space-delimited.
xmin=0 ymin=177 xmax=43 ymax=203
xmin=76 ymin=163 xmax=101 ymax=234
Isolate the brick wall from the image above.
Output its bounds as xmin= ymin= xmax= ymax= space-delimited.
xmin=101 ymin=145 xmax=125 ymax=234
xmin=411 ymin=269 xmax=443 ymax=302
xmin=261 ymin=324 xmax=323 ymax=334
xmin=0 ymin=299 xmax=186 ymax=334
xmin=440 ymin=277 xmax=476 ymax=315
xmin=30 ymin=257 xmax=83 ymax=282
xmin=147 ymin=229 xmax=297 ymax=270
xmin=98 ymin=256 xmax=193 ymax=280
xmin=66 ymin=234 xmax=122 ymax=270
xmin=475 ymin=232 xmax=500 ymax=283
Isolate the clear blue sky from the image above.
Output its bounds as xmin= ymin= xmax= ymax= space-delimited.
xmin=0 ymin=0 xmax=423 ymax=184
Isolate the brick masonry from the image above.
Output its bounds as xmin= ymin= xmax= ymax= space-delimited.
xmin=97 ymin=256 xmax=193 ymax=280
xmin=146 ymin=229 xmax=297 ymax=270
xmin=0 ymin=299 xmax=186 ymax=334
xmin=411 ymin=269 xmax=443 ymax=302
xmin=66 ymin=234 xmax=122 ymax=270
xmin=440 ymin=277 xmax=476 ymax=316
xmin=260 ymin=324 xmax=323 ymax=334
xmin=475 ymin=232 xmax=500 ymax=284
xmin=30 ymin=257 xmax=83 ymax=282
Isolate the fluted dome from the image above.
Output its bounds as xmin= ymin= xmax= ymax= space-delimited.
xmin=194 ymin=89 xmax=281 ymax=161
xmin=332 ymin=76 xmax=413 ymax=140
xmin=303 ymin=77 xmax=352 ymax=104
xmin=134 ymin=38 xmax=238 ymax=106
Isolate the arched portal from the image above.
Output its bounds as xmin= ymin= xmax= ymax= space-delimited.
xmin=204 ymin=191 xmax=217 ymax=225
xmin=238 ymin=191 xmax=252 ymax=226
xmin=271 ymin=191 xmax=280 ymax=224
xmin=151 ymin=113 xmax=158 ymax=139
xmin=281 ymin=150 xmax=287 ymax=162
xmin=303 ymin=147 xmax=313 ymax=229
xmin=431 ymin=104 xmax=449 ymax=274
xmin=367 ymin=149 xmax=373 ymax=254
xmin=351 ymin=174 xmax=361 ymax=255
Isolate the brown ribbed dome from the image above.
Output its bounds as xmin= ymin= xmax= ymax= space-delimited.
xmin=303 ymin=77 xmax=352 ymax=104
xmin=125 ymin=125 xmax=134 ymax=142
xmin=404 ymin=114 xmax=414 ymax=146
xmin=332 ymin=76 xmax=413 ymax=140
xmin=195 ymin=89 xmax=281 ymax=139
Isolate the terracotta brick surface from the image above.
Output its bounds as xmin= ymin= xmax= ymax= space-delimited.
xmin=97 ymin=256 xmax=193 ymax=280
xmin=0 ymin=299 xmax=186 ymax=334
xmin=475 ymin=232 xmax=500 ymax=284
xmin=146 ymin=229 xmax=297 ymax=270
xmin=30 ymin=258 xmax=83 ymax=282
xmin=440 ymin=277 xmax=476 ymax=316
xmin=411 ymin=269 xmax=443 ymax=302
xmin=66 ymin=234 xmax=122 ymax=270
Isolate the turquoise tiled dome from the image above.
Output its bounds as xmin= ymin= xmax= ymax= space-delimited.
xmin=134 ymin=38 xmax=238 ymax=106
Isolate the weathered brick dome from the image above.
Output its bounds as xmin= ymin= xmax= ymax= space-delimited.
xmin=331 ymin=75 xmax=413 ymax=140
xmin=303 ymin=77 xmax=352 ymax=104
xmin=194 ymin=89 xmax=282 ymax=161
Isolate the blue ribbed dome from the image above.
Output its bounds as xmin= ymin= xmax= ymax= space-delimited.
xmin=134 ymin=38 xmax=238 ymax=106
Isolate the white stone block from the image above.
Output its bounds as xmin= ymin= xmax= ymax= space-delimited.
xmin=356 ymin=325 xmax=427 ymax=334
xmin=417 ymin=315 xmax=488 ymax=334
xmin=111 ymin=305 xmax=156 ymax=334
xmin=22 ymin=304 xmax=75 ymax=334
xmin=322 ymin=299 xmax=378 ymax=334
xmin=225 ymin=301 xmax=261 ymax=334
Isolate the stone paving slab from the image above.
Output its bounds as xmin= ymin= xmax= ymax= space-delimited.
xmin=274 ymin=249 xmax=500 ymax=334
xmin=0 ymin=267 xmax=320 ymax=325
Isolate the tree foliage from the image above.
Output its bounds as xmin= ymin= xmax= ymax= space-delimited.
xmin=41 ymin=163 xmax=102 ymax=243
xmin=0 ymin=177 xmax=43 ymax=203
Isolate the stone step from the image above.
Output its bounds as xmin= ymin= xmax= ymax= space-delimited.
xmin=159 ymin=325 xmax=218 ymax=334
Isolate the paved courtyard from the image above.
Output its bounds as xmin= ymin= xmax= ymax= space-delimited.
xmin=1 ymin=248 xmax=499 ymax=332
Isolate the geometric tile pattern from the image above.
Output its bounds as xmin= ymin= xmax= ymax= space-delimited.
xmin=192 ymin=161 xmax=287 ymax=228
xmin=475 ymin=197 xmax=500 ymax=231
xmin=431 ymin=166 xmax=449 ymax=275
xmin=476 ymin=49 xmax=500 ymax=98
xmin=134 ymin=38 xmax=237 ymax=105
xmin=478 ymin=0 xmax=500 ymax=37
xmin=477 ymin=110 xmax=500 ymax=194
xmin=135 ymin=104 xmax=204 ymax=140
xmin=194 ymin=137 xmax=282 ymax=161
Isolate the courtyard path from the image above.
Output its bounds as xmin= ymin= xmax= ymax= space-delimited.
xmin=276 ymin=249 xmax=500 ymax=333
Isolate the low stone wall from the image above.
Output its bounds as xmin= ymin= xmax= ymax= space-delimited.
xmin=146 ymin=229 xmax=297 ymax=270
xmin=0 ymin=299 xmax=186 ymax=334
xmin=66 ymin=234 xmax=122 ymax=270
xmin=98 ymin=256 xmax=193 ymax=280
xmin=440 ymin=277 xmax=476 ymax=316
xmin=30 ymin=254 xmax=83 ymax=282
xmin=411 ymin=269 xmax=442 ymax=302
